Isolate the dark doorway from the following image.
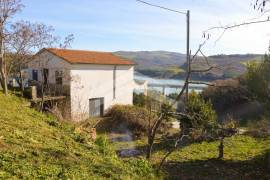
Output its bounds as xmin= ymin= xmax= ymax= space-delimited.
xmin=89 ymin=98 xmax=104 ymax=117
xmin=32 ymin=70 xmax=38 ymax=81
xmin=43 ymin=68 xmax=49 ymax=85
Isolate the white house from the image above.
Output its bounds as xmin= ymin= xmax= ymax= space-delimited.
xmin=28 ymin=48 xmax=135 ymax=121
xmin=134 ymin=79 xmax=148 ymax=96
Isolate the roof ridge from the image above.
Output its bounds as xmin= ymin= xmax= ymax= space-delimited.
xmin=41 ymin=48 xmax=135 ymax=65
xmin=46 ymin=48 xmax=112 ymax=54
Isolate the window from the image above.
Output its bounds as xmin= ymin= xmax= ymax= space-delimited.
xmin=55 ymin=70 xmax=63 ymax=85
xmin=32 ymin=70 xmax=38 ymax=81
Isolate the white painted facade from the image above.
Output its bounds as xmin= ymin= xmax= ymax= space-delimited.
xmin=70 ymin=64 xmax=134 ymax=120
xmin=28 ymin=50 xmax=72 ymax=86
xmin=28 ymin=50 xmax=134 ymax=121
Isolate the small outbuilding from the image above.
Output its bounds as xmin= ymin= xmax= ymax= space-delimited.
xmin=28 ymin=48 xmax=135 ymax=121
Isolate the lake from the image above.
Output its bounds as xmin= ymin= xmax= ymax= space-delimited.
xmin=134 ymin=75 xmax=207 ymax=95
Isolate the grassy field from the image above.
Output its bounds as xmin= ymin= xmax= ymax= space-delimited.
xmin=95 ymin=117 xmax=270 ymax=179
xmin=110 ymin=134 xmax=270 ymax=179
xmin=0 ymin=92 xmax=158 ymax=179
xmin=0 ymin=92 xmax=269 ymax=179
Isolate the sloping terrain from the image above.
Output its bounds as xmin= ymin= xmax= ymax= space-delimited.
xmin=115 ymin=51 xmax=262 ymax=80
xmin=0 ymin=92 xmax=156 ymax=179
xmin=115 ymin=51 xmax=186 ymax=70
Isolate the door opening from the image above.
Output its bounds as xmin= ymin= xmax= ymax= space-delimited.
xmin=89 ymin=98 xmax=104 ymax=117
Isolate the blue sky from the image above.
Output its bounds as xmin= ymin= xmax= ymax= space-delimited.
xmin=14 ymin=0 xmax=270 ymax=55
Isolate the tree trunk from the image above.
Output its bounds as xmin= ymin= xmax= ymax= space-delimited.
xmin=0 ymin=25 xmax=8 ymax=95
xmin=218 ymin=138 xmax=224 ymax=159
xmin=39 ymin=83 xmax=45 ymax=112
xmin=146 ymin=135 xmax=154 ymax=159
xmin=19 ymin=65 xmax=24 ymax=96
xmin=0 ymin=60 xmax=8 ymax=95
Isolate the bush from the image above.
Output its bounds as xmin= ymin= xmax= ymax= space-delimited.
xmin=125 ymin=158 xmax=155 ymax=177
xmin=247 ymin=118 xmax=270 ymax=138
xmin=106 ymin=105 xmax=151 ymax=135
xmin=246 ymin=55 xmax=270 ymax=106
xmin=133 ymin=93 xmax=147 ymax=107
xmin=95 ymin=135 xmax=116 ymax=156
xmin=202 ymin=77 xmax=251 ymax=112
xmin=181 ymin=91 xmax=218 ymax=141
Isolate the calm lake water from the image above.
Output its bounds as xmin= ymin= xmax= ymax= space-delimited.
xmin=134 ymin=75 xmax=207 ymax=95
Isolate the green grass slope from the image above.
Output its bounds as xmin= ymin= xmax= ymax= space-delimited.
xmin=0 ymin=92 xmax=156 ymax=179
xmin=161 ymin=135 xmax=270 ymax=179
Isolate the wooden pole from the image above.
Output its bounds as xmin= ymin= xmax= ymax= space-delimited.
xmin=185 ymin=10 xmax=190 ymax=102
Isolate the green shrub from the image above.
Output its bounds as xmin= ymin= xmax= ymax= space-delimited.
xmin=246 ymin=54 xmax=270 ymax=106
xmin=106 ymin=105 xmax=151 ymax=134
xmin=95 ymin=135 xmax=115 ymax=156
xmin=181 ymin=91 xmax=218 ymax=141
xmin=133 ymin=93 xmax=147 ymax=107
xmin=125 ymin=158 xmax=155 ymax=177
xmin=0 ymin=92 xmax=158 ymax=179
xmin=247 ymin=117 xmax=270 ymax=138
xmin=202 ymin=77 xmax=251 ymax=112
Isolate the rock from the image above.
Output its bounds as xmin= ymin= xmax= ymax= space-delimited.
xmin=118 ymin=149 xmax=141 ymax=158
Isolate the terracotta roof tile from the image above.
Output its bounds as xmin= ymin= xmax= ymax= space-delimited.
xmin=43 ymin=48 xmax=135 ymax=65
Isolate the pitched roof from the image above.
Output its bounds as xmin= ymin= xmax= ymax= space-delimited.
xmin=41 ymin=48 xmax=135 ymax=65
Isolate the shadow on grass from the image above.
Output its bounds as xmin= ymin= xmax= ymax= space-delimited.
xmin=162 ymin=150 xmax=270 ymax=180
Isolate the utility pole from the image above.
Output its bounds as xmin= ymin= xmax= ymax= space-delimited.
xmin=135 ymin=1 xmax=191 ymax=102
xmin=185 ymin=10 xmax=190 ymax=102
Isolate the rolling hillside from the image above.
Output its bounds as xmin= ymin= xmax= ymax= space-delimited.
xmin=115 ymin=51 xmax=186 ymax=69
xmin=0 ymin=92 xmax=156 ymax=179
xmin=115 ymin=51 xmax=262 ymax=80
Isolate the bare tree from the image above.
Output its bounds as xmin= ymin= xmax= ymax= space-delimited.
xmin=7 ymin=21 xmax=58 ymax=95
xmin=156 ymin=0 xmax=270 ymax=170
xmin=144 ymin=40 xmax=226 ymax=160
xmin=202 ymin=0 xmax=270 ymax=43
xmin=145 ymin=0 xmax=270 ymax=162
xmin=59 ymin=34 xmax=75 ymax=49
xmin=5 ymin=19 xmax=74 ymax=97
xmin=0 ymin=0 xmax=23 ymax=95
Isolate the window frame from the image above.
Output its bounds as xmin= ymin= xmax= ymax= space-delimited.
xmin=55 ymin=70 xmax=63 ymax=85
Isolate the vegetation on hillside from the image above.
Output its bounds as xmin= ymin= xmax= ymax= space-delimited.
xmin=246 ymin=54 xmax=270 ymax=106
xmin=0 ymin=92 xmax=157 ymax=179
xmin=181 ymin=91 xmax=217 ymax=141
xmin=106 ymin=105 xmax=151 ymax=135
xmin=116 ymin=51 xmax=262 ymax=80
xmin=110 ymin=128 xmax=270 ymax=179
xmin=202 ymin=77 xmax=251 ymax=113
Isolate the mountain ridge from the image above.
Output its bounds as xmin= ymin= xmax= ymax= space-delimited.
xmin=114 ymin=51 xmax=263 ymax=80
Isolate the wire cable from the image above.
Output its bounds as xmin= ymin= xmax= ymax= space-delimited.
xmin=135 ymin=0 xmax=187 ymax=15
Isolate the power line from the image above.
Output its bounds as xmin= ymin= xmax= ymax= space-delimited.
xmin=135 ymin=0 xmax=190 ymax=102
xmin=135 ymin=0 xmax=187 ymax=15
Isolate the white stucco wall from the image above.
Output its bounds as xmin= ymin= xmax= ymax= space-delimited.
xmin=70 ymin=64 xmax=134 ymax=121
xmin=28 ymin=51 xmax=71 ymax=86
xmin=134 ymin=80 xmax=148 ymax=95
xmin=28 ymin=50 xmax=134 ymax=122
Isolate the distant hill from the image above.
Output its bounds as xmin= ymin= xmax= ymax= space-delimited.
xmin=115 ymin=50 xmax=186 ymax=69
xmin=114 ymin=51 xmax=262 ymax=80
